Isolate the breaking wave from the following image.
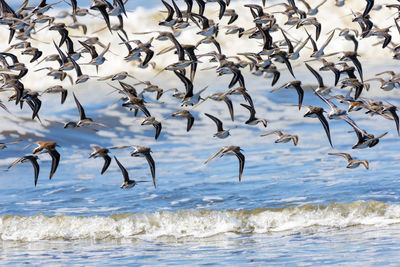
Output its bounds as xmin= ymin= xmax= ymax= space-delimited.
xmin=1 ymin=200 xmax=400 ymax=241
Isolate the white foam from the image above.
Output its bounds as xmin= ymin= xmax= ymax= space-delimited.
xmin=1 ymin=200 xmax=400 ymax=241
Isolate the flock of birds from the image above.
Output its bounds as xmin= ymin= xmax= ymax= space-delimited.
xmin=0 ymin=0 xmax=399 ymax=188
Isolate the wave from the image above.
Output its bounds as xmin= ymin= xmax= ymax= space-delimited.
xmin=1 ymin=200 xmax=400 ymax=241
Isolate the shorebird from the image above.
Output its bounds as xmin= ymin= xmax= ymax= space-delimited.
xmin=141 ymin=116 xmax=162 ymax=140
xmin=364 ymin=78 xmax=397 ymax=91
xmin=171 ymin=110 xmax=195 ymax=132
xmin=328 ymin=152 xmax=369 ymax=169
xmin=223 ymin=9 xmax=239 ymax=25
xmin=0 ymin=140 xmax=23 ymax=150
xmin=174 ymin=70 xmax=207 ymax=106
xmin=69 ymin=55 xmax=90 ymax=84
xmin=90 ymin=0 xmax=112 ymax=32
xmin=343 ymin=116 xmax=387 ymax=149
xmin=305 ymin=63 xmax=331 ymax=94
xmin=296 ymin=17 xmax=322 ymax=40
xmin=260 ymin=130 xmax=298 ymax=146
xmin=204 ymin=146 xmax=245 ymax=182
xmin=159 ymin=0 xmax=179 ymax=27
xmin=41 ymin=85 xmax=68 ymax=104
xmin=314 ymin=90 xmax=347 ymax=120
xmin=318 ymin=58 xmax=340 ymax=86
xmin=24 ymin=141 xmax=60 ymax=180
xmin=72 ymin=93 xmax=106 ymax=128
xmin=272 ymin=80 xmax=304 ymax=110
xmin=380 ymin=105 xmax=400 ymax=136
xmin=118 ymin=33 xmax=154 ymax=66
xmin=204 ymin=113 xmax=236 ymax=139
xmin=115 ymin=81 xmax=151 ymax=117
xmin=8 ymin=155 xmax=40 ymax=186
xmin=97 ymin=71 xmax=135 ymax=82
xmin=53 ymin=41 xmax=74 ymax=71
xmin=200 ymin=92 xmax=235 ymax=121
xmin=114 ymin=156 xmax=148 ymax=189
xmin=299 ymin=0 xmax=327 ymax=15
xmin=289 ymin=36 xmax=310 ymax=60
xmin=111 ymin=145 xmax=156 ymax=188
xmin=302 ymin=105 xmax=333 ymax=147
xmin=134 ymin=80 xmax=166 ymax=100
xmin=340 ymin=51 xmax=363 ymax=82
xmin=89 ymin=145 xmax=111 ymax=175
xmin=227 ymin=87 xmax=254 ymax=108
xmin=240 ymin=104 xmax=268 ymax=127
xmin=78 ymin=41 xmax=110 ymax=73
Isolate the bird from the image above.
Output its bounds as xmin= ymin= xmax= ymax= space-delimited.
xmin=305 ymin=63 xmax=331 ymax=94
xmin=116 ymin=81 xmax=151 ymax=117
xmin=328 ymin=152 xmax=369 ymax=169
xmin=69 ymin=55 xmax=90 ymax=84
xmin=343 ymin=116 xmax=387 ymax=149
xmin=313 ymin=90 xmax=347 ymax=120
xmin=201 ymin=92 xmax=235 ymax=121
xmin=318 ymin=58 xmax=340 ymax=86
xmin=204 ymin=146 xmax=245 ymax=182
xmin=308 ymin=30 xmax=336 ymax=58
xmin=114 ymin=156 xmax=148 ymax=189
xmin=174 ymin=70 xmax=207 ymax=106
xmin=240 ymin=104 xmax=267 ymax=127
xmin=340 ymin=51 xmax=364 ymax=82
xmin=302 ymin=105 xmax=333 ymax=147
xmin=72 ymin=93 xmax=106 ymax=128
xmin=111 ymin=146 xmax=156 ymax=188
xmin=271 ymin=80 xmax=304 ymax=110
xmin=8 ymin=155 xmax=40 ymax=186
xmin=78 ymin=41 xmax=110 ymax=73
xmin=0 ymin=140 xmax=23 ymax=150
xmin=41 ymin=85 xmax=68 ymax=104
xmin=171 ymin=110 xmax=195 ymax=132
xmin=141 ymin=116 xmax=162 ymax=140
xmin=204 ymin=113 xmax=236 ymax=139
xmin=89 ymin=146 xmax=112 ymax=175
xmin=260 ymin=130 xmax=298 ymax=146
xmin=24 ymin=141 xmax=60 ymax=180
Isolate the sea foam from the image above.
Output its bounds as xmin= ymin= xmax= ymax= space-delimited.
xmin=1 ymin=200 xmax=400 ymax=241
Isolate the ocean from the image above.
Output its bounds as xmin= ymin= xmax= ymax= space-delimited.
xmin=1 ymin=0 xmax=400 ymax=265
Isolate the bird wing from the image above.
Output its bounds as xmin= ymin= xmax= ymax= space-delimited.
xmin=328 ymin=152 xmax=352 ymax=161
xmin=174 ymin=70 xmax=193 ymax=98
xmin=144 ymin=153 xmax=156 ymax=188
xmin=204 ymin=147 xmax=224 ymax=164
xmin=25 ymin=155 xmax=40 ymax=186
xmin=205 ymin=113 xmax=224 ymax=132
xmin=316 ymin=110 xmax=333 ymax=147
xmin=72 ymin=92 xmax=87 ymax=120
xmin=101 ymin=154 xmax=111 ymax=175
xmin=240 ymin=103 xmax=256 ymax=120
xmin=305 ymin=63 xmax=324 ymax=88
xmin=154 ymin=121 xmax=162 ymax=140
xmin=48 ymin=149 xmax=60 ymax=180
xmin=232 ymin=149 xmax=245 ymax=182
xmin=260 ymin=130 xmax=282 ymax=137
xmin=114 ymin=156 xmax=129 ymax=182
xmin=294 ymin=83 xmax=304 ymax=110
xmin=187 ymin=114 xmax=195 ymax=132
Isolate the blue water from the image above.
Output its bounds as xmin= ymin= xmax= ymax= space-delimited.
xmin=2 ymin=0 xmax=400 ymax=265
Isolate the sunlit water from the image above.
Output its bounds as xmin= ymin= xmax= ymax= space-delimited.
xmin=2 ymin=0 xmax=400 ymax=265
